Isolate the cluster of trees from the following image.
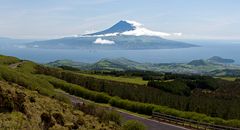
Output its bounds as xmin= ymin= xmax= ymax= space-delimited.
xmin=110 ymin=97 xmax=240 ymax=127
xmin=163 ymin=73 xmax=209 ymax=80
xmin=58 ymin=65 xmax=81 ymax=71
xmin=35 ymin=65 xmax=240 ymax=120
xmin=148 ymin=80 xmax=191 ymax=96
xmin=148 ymin=73 xmax=235 ymax=97
xmin=44 ymin=75 xmax=111 ymax=103
xmin=163 ymin=73 xmax=222 ymax=90
xmin=89 ymin=70 xmax=163 ymax=78
xmin=40 ymin=75 xmax=240 ymax=128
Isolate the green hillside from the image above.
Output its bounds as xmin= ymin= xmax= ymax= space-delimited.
xmin=37 ymin=61 xmax=240 ymax=128
xmin=0 ymin=81 xmax=119 ymax=130
xmin=1 ymin=54 xmax=240 ymax=129
xmin=0 ymin=55 xmax=123 ymax=130
xmin=47 ymin=56 xmax=240 ymax=76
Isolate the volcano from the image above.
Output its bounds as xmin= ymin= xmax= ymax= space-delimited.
xmin=27 ymin=20 xmax=197 ymax=49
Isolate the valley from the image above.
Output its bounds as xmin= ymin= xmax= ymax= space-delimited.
xmin=1 ymin=54 xmax=240 ymax=130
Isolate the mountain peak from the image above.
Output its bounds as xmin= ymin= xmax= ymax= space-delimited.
xmin=87 ymin=20 xmax=138 ymax=36
xmin=207 ymin=56 xmax=235 ymax=64
xmin=85 ymin=20 xmax=172 ymax=37
xmin=122 ymin=20 xmax=142 ymax=27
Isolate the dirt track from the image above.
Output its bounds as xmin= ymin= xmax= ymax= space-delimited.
xmin=8 ymin=61 xmax=26 ymax=69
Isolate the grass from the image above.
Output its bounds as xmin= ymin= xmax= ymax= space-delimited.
xmin=2 ymin=54 xmax=240 ymax=129
xmin=218 ymin=77 xmax=236 ymax=81
xmin=0 ymin=81 xmax=120 ymax=130
xmin=0 ymin=55 xmax=20 ymax=65
xmin=16 ymin=61 xmax=36 ymax=73
xmin=77 ymin=72 xmax=148 ymax=85
xmin=122 ymin=120 xmax=146 ymax=130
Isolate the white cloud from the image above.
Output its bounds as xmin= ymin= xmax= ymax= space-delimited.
xmin=83 ymin=20 xmax=182 ymax=38
xmin=173 ymin=33 xmax=182 ymax=36
xmin=83 ymin=33 xmax=119 ymax=37
xmin=94 ymin=38 xmax=115 ymax=44
xmin=122 ymin=27 xmax=171 ymax=37
xmin=125 ymin=20 xmax=142 ymax=27
xmin=122 ymin=20 xmax=171 ymax=37
xmin=94 ymin=32 xmax=119 ymax=37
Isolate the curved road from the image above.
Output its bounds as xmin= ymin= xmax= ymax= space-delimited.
xmin=7 ymin=61 xmax=188 ymax=129
xmin=57 ymin=90 xmax=188 ymax=130
xmin=118 ymin=111 xmax=187 ymax=130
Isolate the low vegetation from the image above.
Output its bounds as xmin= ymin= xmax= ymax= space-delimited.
xmin=46 ymin=56 xmax=240 ymax=76
xmin=39 ymin=72 xmax=240 ymax=128
xmin=0 ymin=81 xmax=120 ymax=130
xmin=1 ymin=54 xmax=240 ymax=128
xmin=122 ymin=120 xmax=146 ymax=130
xmin=0 ymin=55 xmax=20 ymax=65
xmin=36 ymin=65 xmax=240 ymax=121
xmin=77 ymin=72 xmax=148 ymax=85
xmin=0 ymin=55 xmax=126 ymax=130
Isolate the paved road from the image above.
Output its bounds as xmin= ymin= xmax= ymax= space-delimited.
xmin=56 ymin=90 xmax=188 ymax=130
xmin=118 ymin=111 xmax=187 ymax=130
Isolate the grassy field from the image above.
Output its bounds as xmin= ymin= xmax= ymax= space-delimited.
xmin=217 ymin=77 xmax=236 ymax=81
xmin=77 ymin=73 xmax=148 ymax=85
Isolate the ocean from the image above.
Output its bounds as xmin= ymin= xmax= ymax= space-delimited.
xmin=1 ymin=40 xmax=240 ymax=64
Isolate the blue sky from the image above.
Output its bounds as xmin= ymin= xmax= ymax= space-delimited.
xmin=0 ymin=0 xmax=239 ymax=39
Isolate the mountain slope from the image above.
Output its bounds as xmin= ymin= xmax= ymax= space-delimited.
xmin=0 ymin=81 xmax=119 ymax=130
xmin=46 ymin=56 xmax=240 ymax=75
xmin=0 ymin=55 xmax=121 ymax=130
xmin=87 ymin=20 xmax=135 ymax=36
xmin=27 ymin=20 xmax=197 ymax=50
xmin=29 ymin=35 xmax=195 ymax=49
xmin=207 ymin=56 xmax=235 ymax=64
xmin=47 ymin=59 xmax=89 ymax=69
xmin=89 ymin=57 xmax=145 ymax=71
xmin=187 ymin=59 xmax=208 ymax=66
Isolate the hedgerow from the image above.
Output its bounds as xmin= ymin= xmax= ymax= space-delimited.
xmin=39 ymin=75 xmax=240 ymax=128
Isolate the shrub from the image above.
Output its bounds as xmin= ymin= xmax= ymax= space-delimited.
xmin=122 ymin=120 xmax=146 ymax=130
xmin=76 ymin=101 xmax=122 ymax=125
xmin=80 ymin=103 xmax=97 ymax=115
xmin=97 ymin=109 xmax=122 ymax=125
xmin=52 ymin=113 xmax=65 ymax=126
xmin=43 ymin=76 xmax=111 ymax=103
xmin=109 ymin=97 xmax=154 ymax=115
